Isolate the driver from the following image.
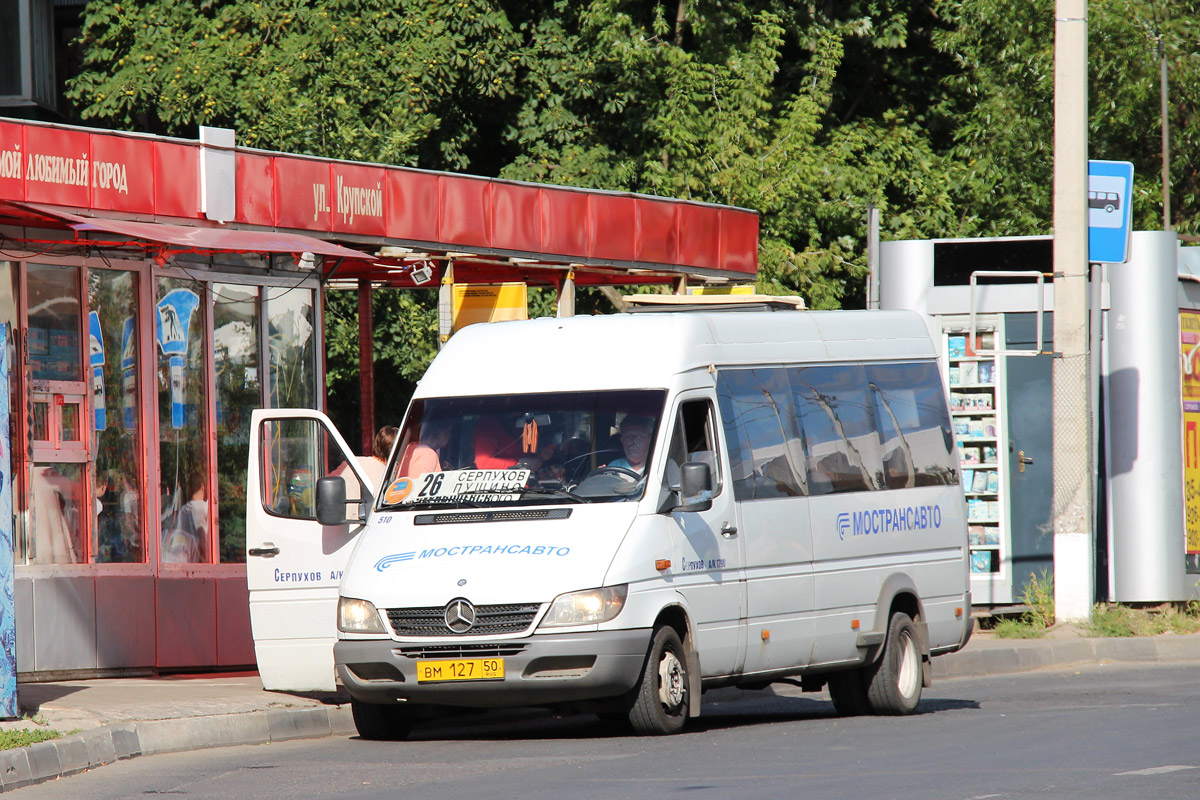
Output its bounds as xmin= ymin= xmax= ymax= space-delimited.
xmin=606 ymin=415 xmax=653 ymax=475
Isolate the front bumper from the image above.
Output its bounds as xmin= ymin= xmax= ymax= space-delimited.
xmin=335 ymin=628 xmax=652 ymax=708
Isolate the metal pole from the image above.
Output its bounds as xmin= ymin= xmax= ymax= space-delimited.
xmin=357 ymin=278 xmax=375 ymax=456
xmin=556 ymin=270 xmax=576 ymax=317
xmin=1160 ymin=38 xmax=1171 ymax=231
xmin=437 ymin=261 xmax=455 ymax=349
xmin=1052 ymin=0 xmax=1093 ymax=622
xmin=867 ymin=204 xmax=880 ymax=310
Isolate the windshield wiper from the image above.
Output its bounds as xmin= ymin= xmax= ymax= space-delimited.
xmin=515 ymin=485 xmax=590 ymax=503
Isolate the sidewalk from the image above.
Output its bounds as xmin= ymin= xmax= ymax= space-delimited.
xmin=2 ymin=629 xmax=1199 ymax=791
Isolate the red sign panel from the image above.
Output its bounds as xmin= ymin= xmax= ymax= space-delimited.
xmin=635 ymin=197 xmax=678 ymax=266
xmin=0 ymin=121 xmax=24 ymax=202
xmin=439 ymin=176 xmax=492 ymax=250
xmin=588 ymin=194 xmax=636 ymax=263
xmin=677 ymin=204 xmax=721 ymax=270
xmin=235 ymin=153 xmax=275 ymax=227
xmin=0 ymin=120 xmax=759 ymax=278
xmin=720 ymin=209 xmax=758 ymax=275
xmin=330 ymin=163 xmax=386 ymax=237
xmin=274 ymin=157 xmax=330 ymax=231
xmin=90 ymin=133 xmax=154 ymax=215
xmin=539 ymin=188 xmax=589 ymax=260
xmin=23 ymin=126 xmax=91 ymax=207
xmin=153 ymin=142 xmax=200 ymax=219
xmin=490 ymin=183 xmax=540 ymax=254
xmin=385 ymin=168 xmax=439 ymax=242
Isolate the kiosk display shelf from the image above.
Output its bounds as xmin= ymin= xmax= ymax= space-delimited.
xmin=945 ymin=321 xmax=1009 ymax=586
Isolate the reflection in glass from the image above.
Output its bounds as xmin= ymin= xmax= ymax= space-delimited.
xmin=60 ymin=402 xmax=79 ymax=442
xmin=790 ymin=365 xmax=882 ymax=495
xmin=27 ymin=264 xmax=82 ymax=382
xmin=32 ymin=402 xmax=48 ymax=442
xmin=29 ymin=463 xmax=85 ymax=563
xmin=261 ymin=419 xmax=323 ymax=520
xmin=716 ymin=369 xmax=806 ymax=500
xmin=267 ymin=287 xmax=316 ymax=409
xmin=866 ymin=362 xmax=957 ymax=488
xmin=156 ymin=277 xmax=209 ymax=563
xmin=90 ymin=269 xmax=145 ymax=563
xmin=214 ymin=284 xmax=260 ymax=563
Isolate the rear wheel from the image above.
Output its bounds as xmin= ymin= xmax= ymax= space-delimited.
xmin=827 ymin=670 xmax=871 ymax=716
xmin=866 ymin=612 xmax=923 ymax=715
xmin=628 ymin=626 xmax=690 ymax=735
xmin=351 ymin=698 xmax=414 ymax=740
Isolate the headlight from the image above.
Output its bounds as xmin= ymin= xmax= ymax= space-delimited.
xmin=338 ymin=596 xmax=387 ymax=634
xmin=538 ymin=585 xmax=628 ymax=628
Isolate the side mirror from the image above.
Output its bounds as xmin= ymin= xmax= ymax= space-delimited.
xmin=676 ymin=461 xmax=714 ymax=512
xmin=316 ymin=476 xmax=350 ymax=525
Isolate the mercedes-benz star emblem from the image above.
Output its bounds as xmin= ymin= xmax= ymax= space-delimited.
xmin=444 ymin=599 xmax=477 ymax=633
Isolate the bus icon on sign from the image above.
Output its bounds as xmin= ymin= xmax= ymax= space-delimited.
xmin=1088 ymin=191 xmax=1120 ymax=214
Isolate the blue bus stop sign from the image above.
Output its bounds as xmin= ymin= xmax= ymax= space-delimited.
xmin=1088 ymin=160 xmax=1134 ymax=264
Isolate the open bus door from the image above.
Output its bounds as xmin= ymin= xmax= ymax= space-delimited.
xmin=245 ymin=409 xmax=375 ymax=691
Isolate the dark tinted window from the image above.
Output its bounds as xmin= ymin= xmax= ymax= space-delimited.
xmin=665 ymin=399 xmax=721 ymax=493
xmin=716 ymin=369 xmax=805 ymax=500
xmin=789 ymin=365 xmax=882 ymax=495
xmin=867 ymin=362 xmax=957 ymax=488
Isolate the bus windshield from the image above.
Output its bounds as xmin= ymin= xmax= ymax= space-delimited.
xmin=379 ymin=390 xmax=667 ymax=510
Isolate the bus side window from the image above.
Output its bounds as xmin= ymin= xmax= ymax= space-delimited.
xmin=666 ymin=399 xmax=722 ymax=494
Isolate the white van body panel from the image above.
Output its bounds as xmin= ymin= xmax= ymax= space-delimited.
xmin=247 ymin=309 xmax=971 ymax=716
xmin=340 ymin=505 xmax=638 ymax=610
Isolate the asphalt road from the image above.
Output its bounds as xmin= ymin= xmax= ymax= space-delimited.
xmin=12 ymin=662 xmax=1200 ymax=800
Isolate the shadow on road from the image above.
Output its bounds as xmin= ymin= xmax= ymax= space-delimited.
xmin=382 ymin=693 xmax=981 ymax=743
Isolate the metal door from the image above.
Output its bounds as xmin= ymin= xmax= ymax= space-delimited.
xmin=1005 ymin=313 xmax=1055 ymax=602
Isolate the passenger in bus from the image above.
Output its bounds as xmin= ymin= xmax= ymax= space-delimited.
xmin=473 ymin=415 xmax=544 ymax=470
xmin=397 ymin=422 xmax=449 ymax=479
xmin=332 ymin=425 xmax=398 ymax=503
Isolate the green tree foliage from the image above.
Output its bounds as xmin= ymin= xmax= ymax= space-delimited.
xmin=503 ymin=1 xmax=967 ymax=308
xmin=67 ymin=0 xmax=521 ymax=168
xmin=66 ymin=0 xmax=1200 ymax=415
xmin=935 ymin=0 xmax=1200 ymax=235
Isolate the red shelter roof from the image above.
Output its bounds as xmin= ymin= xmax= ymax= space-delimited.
xmin=0 ymin=119 xmax=759 ymax=287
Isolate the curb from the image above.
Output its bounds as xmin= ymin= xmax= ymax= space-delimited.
xmin=0 ymin=704 xmax=353 ymax=792
xmin=933 ymin=633 xmax=1200 ymax=680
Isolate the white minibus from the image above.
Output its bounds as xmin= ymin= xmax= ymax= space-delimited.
xmin=245 ymin=308 xmax=972 ymax=739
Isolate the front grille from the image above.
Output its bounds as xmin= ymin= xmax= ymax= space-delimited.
xmin=413 ymin=508 xmax=572 ymax=525
xmin=397 ymin=643 xmax=529 ymax=659
xmin=386 ymin=602 xmax=542 ymax=636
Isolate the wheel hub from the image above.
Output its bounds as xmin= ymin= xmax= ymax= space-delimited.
xmin=657 ymin=650 xmax=685 ymax=709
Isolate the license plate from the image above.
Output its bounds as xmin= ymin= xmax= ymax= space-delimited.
xmin=416 ymin=658 xmax=505 ymax=683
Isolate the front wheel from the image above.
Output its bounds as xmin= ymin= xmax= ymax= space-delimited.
xmin=351 ymin=697 xmax=415 ymax=740
xmin=627 ymin=626 xmax=690 ymax=735
xmin=866 ymin=612 xmax=924 ymax=715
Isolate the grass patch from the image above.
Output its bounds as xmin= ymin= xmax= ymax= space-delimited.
xmin=990 ymin=571 xmax=1054 ymax=639
xmin=990 ymin=617 xmax=1047 ymax=638
xmin=1082 ymin=602 xmax=1200 ymax=637
xmin=0 ymin=728 xmax=63 ymax=750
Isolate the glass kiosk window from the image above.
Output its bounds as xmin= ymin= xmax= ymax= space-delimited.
xmin=89 ymin=268 xmax=146 ymax=563
xmin=25 ymin=264 xmax=88 ymax=565
xmin=156 ymin=276 xmax=210 ymax=564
